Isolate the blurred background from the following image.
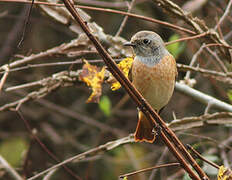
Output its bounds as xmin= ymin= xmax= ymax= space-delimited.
xmin=0 ymin=0 xmax=232 ymax=179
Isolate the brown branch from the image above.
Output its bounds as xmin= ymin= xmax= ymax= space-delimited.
xmin=61 ymin=0 xmax=208 ymax=179
xmin=177 ymin=63 xmax=232 ymax=84
xmin=0 ymin=0 xmax=195 ymax=35
xmin=16 ymin=110 xmax=82 ymax=180
xmin=27 ymin=134 xmax=135 ymax=180
xmin=0 ymin=70 xmax=80 ymax=111
xmin=214 ymin=0 xmax=232 ymax=31
xmin=3 ymin=62 xmax=232 ymax=113
xmin=119 ymin=162 xmax=180 ymax=179
xmin=152 ymin=0 xmax=232 ymax=62
xmin=168 ymin=112 xmax=232 ymax=131
xmin=187 ymin=145 xmax=220 ymax=169
xmin=0 ymin=37 xmax=98 ymax=71
xmin=115 ymin=0 xmax=135 ymax=37
xmin=165 ymin=32 xmax=208 ymax=46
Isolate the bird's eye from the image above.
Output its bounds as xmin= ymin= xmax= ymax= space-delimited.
xmin=143 ymin=39 xmax=150 ymax=45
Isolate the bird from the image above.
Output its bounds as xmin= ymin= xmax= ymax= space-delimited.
xmin=124 ymin=31 xmax=177 ymax=143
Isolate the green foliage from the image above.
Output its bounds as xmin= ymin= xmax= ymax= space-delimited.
xmin=227 ymin=89 xmax=232 ymax=102
xmin=0 ymin=137 xmax=28 ymax=167
xmin=166 ymin=34 xmax=185 ymax=59
xmin=183 ymin=173 xmax=192 ymax=180
xmin=99 ymin=95 xmax=112 ymax=117
xmin=202 ymin=154 xmax=219 ymax=176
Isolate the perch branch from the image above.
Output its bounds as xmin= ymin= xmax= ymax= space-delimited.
xmin=62 ymin=0 xmax=208 ymax=179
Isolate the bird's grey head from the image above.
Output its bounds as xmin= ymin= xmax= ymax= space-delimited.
xmin=124 ymin=31 xmax=169 ymax=66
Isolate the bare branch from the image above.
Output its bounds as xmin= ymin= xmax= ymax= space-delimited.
xmin=115 ymin=0 xmax=136 ymax=37
xmin=175 ymin=82 xmax=232 ymax=112
xmin=0 ymin=155 xmax=23 ymax=180
xmin=62 ymin=0 xmax=207 ymax=179
xmin=168 ymin=112 xmax=232 ymax=131
xmin=152 ymin=0 xmax=232 ymax=62
xmin=27 ymin=135 xmax=135 ymax=180
xmin=214 ymin=0 xmax=232 ymax=30
xmin=0 ymin=65 xmax=9 ymax=91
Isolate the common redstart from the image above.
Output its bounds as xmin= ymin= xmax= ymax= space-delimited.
xmin=125 ymin=31 xmax=177 ymax=143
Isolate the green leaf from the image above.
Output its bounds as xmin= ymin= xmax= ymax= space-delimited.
xmin=227 ymin=89 xmax=232 ymax=102
xmin=166 ymin=34 xmax=185 ymax=58
xmin=99 ymin=96 xmax=111 ymax=117
xmin=0 ymin=137 xmax=28 ymax=167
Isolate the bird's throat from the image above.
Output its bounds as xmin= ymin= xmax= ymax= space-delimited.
xmin=135 ymin=55 xmax=162 ymax=67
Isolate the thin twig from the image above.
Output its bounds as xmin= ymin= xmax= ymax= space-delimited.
xmin=152 ymin=0 xmax=232 ymax=62
xmin=0 ymin=0 xmax=196 ymax=35
xmin=187 ymin=145 xmax=220 ymax=169
xmin=42 ymin=168 xmax=57 ymax=180
xmin=206 ymin=47 xmax=228 ymax=73
xmin=0 ymin=39 xmax=97 ymax=71
xmin=2 ymin=65 xmax=232 ymax=113
xmin=115 ymin=0 xmax=136 ymax=36
xmin=175 ymin=82 xmax=232 ymax=112
xmin=17 ymin=0 xmax=34 ymax=48
xmin=16 ymin=110 xmax=82 ymax=180
xmin=37 ymin=98 xmax=125 ymax=136
xmin=119 ymin=162 xmax=180 ymax=179
xmin=0 ymin=155 xmax=23 ymax=180
xmin=165 ymin=32 xmax=208 ymax=46
xmin=77 ymin=0 xmax=129 ymax=8
xmin=168 ymin=112 xmax=232 ymax=131
xmin=61 ymin=0 xmax=207 ymax=179
xmin=178 ymin=58 xmax=230 ymax=79
xmin=0 ymin=65 xmax=9 ymax=91
xmin=148 ymin=147 xmax=169 ymax=180
xmin=214 ymin=0 xmax=232 ymax=31
xmin=27 ymin=135 xmax=134 ymax=180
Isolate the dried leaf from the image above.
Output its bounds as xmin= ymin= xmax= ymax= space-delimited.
xmin=79 ymin=60 xmax=105 ymax=103
xmin=109 ymin=57 xmax=134 ymax=91
xmin=218 ymin=165 xmax=232 ymax=180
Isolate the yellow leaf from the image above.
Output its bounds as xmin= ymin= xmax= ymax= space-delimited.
xmin=218 ymin=165 xmax=232 ymax=180
xmin=79 ymin=60 xmax=105 ymax=103
xmin=109 ymin=57 xmax=134 ymax=91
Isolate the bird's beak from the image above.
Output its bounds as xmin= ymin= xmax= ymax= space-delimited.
xmin=124 ymin=42 xmax=136 ymax=47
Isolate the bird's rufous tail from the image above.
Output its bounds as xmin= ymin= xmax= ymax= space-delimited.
xmin=134 ymin=111 xmax=156 ymax=143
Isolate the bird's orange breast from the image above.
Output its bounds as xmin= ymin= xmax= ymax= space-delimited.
xmin=132 ymin=55 xmax=177 ymax=111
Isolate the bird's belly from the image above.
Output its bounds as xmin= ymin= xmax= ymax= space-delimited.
xmin=132 ymin=55 xmax=176 ymax=111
